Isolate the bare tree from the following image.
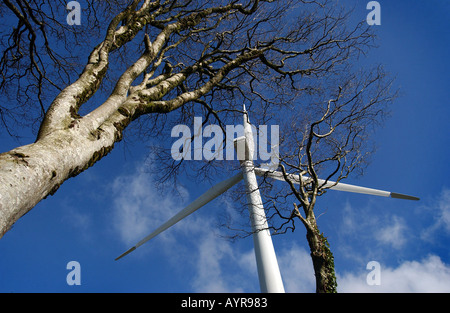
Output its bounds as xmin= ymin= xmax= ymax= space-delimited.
xmin=0 ymin=0 xmax=395 ymax=292
xmin=0 ymin=0 xmax=126 ymax=134
xmin=253 ymin=65 xmax=395 ymax=293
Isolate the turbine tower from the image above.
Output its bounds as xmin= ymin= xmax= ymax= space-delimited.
xmin=235 ymin=108 xmax=285 ymax=292
xmin=115 ymin=106 xmax=419 ymax=293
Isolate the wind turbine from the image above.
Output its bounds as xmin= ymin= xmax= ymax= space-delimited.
xmin=115 ymin=106 xmax=419 ymax=293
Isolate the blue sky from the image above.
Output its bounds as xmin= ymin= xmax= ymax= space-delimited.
xmin=0 ymin=1 xmax=449 ymax=293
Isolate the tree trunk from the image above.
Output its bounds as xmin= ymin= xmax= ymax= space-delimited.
xmin=306 ymin=225 xmax=338 ymax=293
xmin=0 ymin=118 xmax=122 ymax=238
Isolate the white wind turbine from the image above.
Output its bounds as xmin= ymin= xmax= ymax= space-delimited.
xmin=115 ymin=106 xmax=419 ymax=293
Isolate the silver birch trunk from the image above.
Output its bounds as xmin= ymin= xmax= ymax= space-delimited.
xmin=0 ymin=2 xmax=264 ymax=238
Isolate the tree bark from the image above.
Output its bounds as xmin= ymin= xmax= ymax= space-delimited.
xmin=306 ymin=224 xmax=338 ymax=293
xmin=0 ymin=111 xmax=125 ymax=238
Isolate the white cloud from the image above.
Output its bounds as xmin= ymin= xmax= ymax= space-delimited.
xmin=191 ymin=232 xmax=252 ymax=293
xmin=334 ymin=199 xmax=416 ymax=265
xmin=110 ymin=166 xmax=450 ymax=293
xmin=277 ymin=244 xmax=315 ymax=293
xmin=430 ymin=187 xmax=450 ymax=233
xmin=375 ymin=216 xmax=407 ymax=249
xmin=192 ymin=233 xmax=232 ymax=292
xmin=111 ymin=165 xmax=257 ymax=292
xmin=420 ymin=187 xmax=450 ymax=241
xmin=111 ymin=168 xmax=188 ymax=245
xmin=438 ymin=188 xmax=450 ymax=232
xmin=330 ymin=189 xmax=450 ymax=293
xmin=60 ymin=198 xmax=94 ymax=241
xmin=62 ymin=205 xmax=92 ymax=230
xmin=235 ymin=243 xmax=450 ymax=293
xmin=338 ymin=255 xmax=450 ymax=293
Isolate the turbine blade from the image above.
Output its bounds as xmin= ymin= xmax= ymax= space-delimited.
xmin=254 ymin=168 xmax=300 ymax=184
xmin=115 ymin=247 xmax=136 ymax=261
xmin=254 ymin=168 xmax=419 ymax=200
xmin=390 ymin=192 xmax=420 ymax=201
xmin=318 ymin=180 xmax=391 ymax=197
xmin=115 ymin=172 xmax=244 ymax=260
